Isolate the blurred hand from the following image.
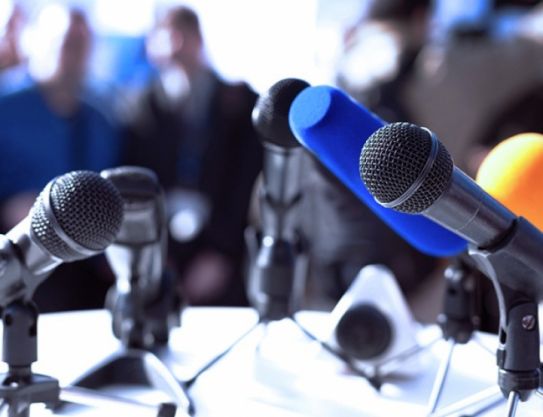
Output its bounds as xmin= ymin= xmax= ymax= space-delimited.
xmin=181 ymin=250 xmax=233 ymax=304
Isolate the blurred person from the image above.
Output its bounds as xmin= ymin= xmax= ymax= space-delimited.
xmin=469 ymin=1 xmax=543 ymax=172
xmin=336 ymin=0 xmax=432 ymax=122
xmin=405 ymin=0 xmax=543 ymax=175
xmin=122 ymin=5 xmax=262 ymax=306
xmin=0 ymin=4 xmax=121 ymax=311
xmin=300 ymin=0 xmax=442 ymax=318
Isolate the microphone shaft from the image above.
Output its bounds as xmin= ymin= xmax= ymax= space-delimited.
xmin=425 ymin=168 xmax=516 ymax=249
xmin=260 ymin=145 xmax=302 ymax=241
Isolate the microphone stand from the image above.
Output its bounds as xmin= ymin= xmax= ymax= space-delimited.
xmin=179 ymin=222 xmax=381 ymax=391
xmin=466 ymin=218 xmax=542 ymax=417
xmin=63 ymin=268 xmax=193 ymax=414
xmin=424 ymin=257 xmax=503 ymax=416
xmin=0 ymin=300 xmax=59 ymax=417
xmin=0 ymin=300 xmax=179 ymax=417
xmin=426 ymin=217 xmax=543 ymax=417
xmin=0 ymin=244 xmax=180 ymax=417
xmin=173 ymin=223 xmax=313 ymax=388
xmin=253 ymin=231 xmax=385 ymax=389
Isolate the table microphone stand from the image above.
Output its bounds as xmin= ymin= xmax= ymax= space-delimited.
xmin=431 ymin=218 xmax=543 ymax=417
xmin=0 ymin=298 xmax=179 ymax=417
xmin=180 ymin=226 xmax=381 ymax=391
xmin=250 ymin=231 xmax=382 ymax=389
xmin=65 ymin=269 xmax=193 ymax=414
xmin=424 ymin=257 xmax=501 ymax=416
xmin=467 ymin=226 xmax=542 ymax=417
xmin=0 ymin=300 xmax=59 ymax=417
xmin=178 ymin=226 xmax=311 ymax=389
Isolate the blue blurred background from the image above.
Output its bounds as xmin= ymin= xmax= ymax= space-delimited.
xmin=2 ymin=0 xmax=539 ymax=95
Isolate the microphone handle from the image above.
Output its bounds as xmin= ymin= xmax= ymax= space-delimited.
xmin=424 ymin=168 xmax=515 ymax=248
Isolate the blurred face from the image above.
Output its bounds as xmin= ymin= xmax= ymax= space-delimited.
xmin=172 ymin=24 xmax=202 ymax=66
xmin=25 ymin=5 xmax=92 ymax=84
xmin=147 ymin=16 xmax=202 ymax=69
xmin=57 ymin=12 xmax=91 ymax=82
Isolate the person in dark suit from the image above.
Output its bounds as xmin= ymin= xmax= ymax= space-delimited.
xmin=122 ymin=5 xmax=262 ymax=306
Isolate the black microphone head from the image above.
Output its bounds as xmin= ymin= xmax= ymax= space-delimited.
xmin=252 ymin=78 xmax=309 ymax=148
xmin=335 ymin=303 xmax=393 ymax=360
xmin=360 ymin=122 xmax=453 ymax=213
xmin=30 ymin=170 xmax=124 ymax=261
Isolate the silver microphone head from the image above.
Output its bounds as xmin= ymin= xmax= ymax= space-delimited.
xmin=7 ymin=171 xmax=124 ymax=276
xmin=30 ymin=170 xmax=124 ymax=260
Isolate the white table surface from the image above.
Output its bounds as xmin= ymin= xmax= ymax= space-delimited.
xmin=0 ymin=307 xmax=541 ymax=417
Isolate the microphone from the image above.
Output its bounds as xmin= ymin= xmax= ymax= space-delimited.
xmin=288 ymin=85 xmax=466 ymax=257
xmin=476 ymin=133 xmax=543 ymax=231
xmin=101 ymin=166 xmax=166 ymax=305
xmin=1 ymin=170 xmax=123 ymax=306
xmin=359 ymin=122 xmax=543 ymax=297
xmin=252 ymin=78 xmax=308 ymax=241
xmin=101 ymin=166 xmax=180 ymax=347
xmin=247 ymin=78 xmax=309 ymax=320
xmin=360 ymin=123 xmax=530 ymax=254
xmin=360 ymin=122 xmax=543 ymax=400
xmin=328 ymin=265 xmax=419 ymax=377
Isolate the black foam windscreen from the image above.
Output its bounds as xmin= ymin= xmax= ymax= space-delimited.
xmin=252 ymin=78 xmax=309 ymax=148
xmin=335 ymin=303 xmax=393 ymax=360
xmin=31 ymin=170 xmax=123 ymax=261
xmin=360 ymin=122 xmax=453 ymax=213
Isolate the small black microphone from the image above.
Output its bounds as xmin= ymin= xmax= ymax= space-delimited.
xmin=328 ymin=264 xmax=419 ymax=376
xmin=248 ymin=78 xmax=309 ymax=320
xmin=1 ymin=170 xmax=123 ymax=305
xmin=335 ymin=303 xmax=393 ymax=361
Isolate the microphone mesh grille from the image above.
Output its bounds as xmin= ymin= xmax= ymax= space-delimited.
xmin=31 ymin=171 xmax=123 ymax=261
xmin=360 ymin=122 xmax=453 ymax=213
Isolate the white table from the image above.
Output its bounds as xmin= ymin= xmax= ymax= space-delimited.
xmin=1 ymin=307 xmax=541 ymax=416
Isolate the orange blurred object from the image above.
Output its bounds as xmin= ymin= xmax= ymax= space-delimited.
xmin=476 ymin=133 xmax=543 ymax=231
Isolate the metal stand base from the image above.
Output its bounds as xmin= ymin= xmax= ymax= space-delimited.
xmin=0 ymin=300 xmax=179 ymax=417
xmin=425 ymin=338 xmax=503 ymax=417
xmin=0 ymin=373 xmax=59 ymax=417
xmin=57 ymin=349 xmax=192 ymax=415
